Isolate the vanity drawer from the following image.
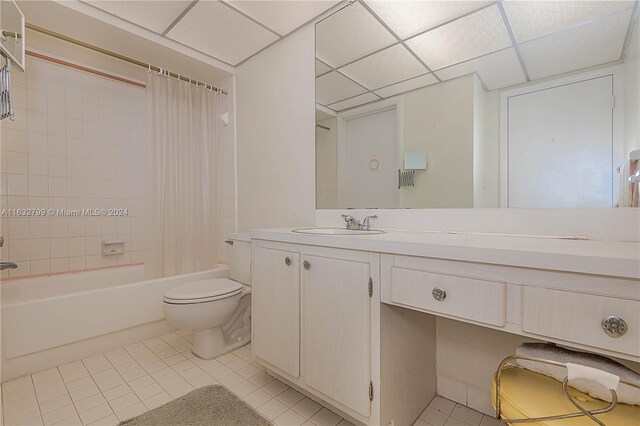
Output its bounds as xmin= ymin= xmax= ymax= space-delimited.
xmin=390 ymin=267 xmax=506 ymax=326
xmin=522 ymin=287 xmax=640 ymax=357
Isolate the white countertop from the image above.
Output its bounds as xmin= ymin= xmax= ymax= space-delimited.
xmin=249 ymin=228 xmax=640 ymax=279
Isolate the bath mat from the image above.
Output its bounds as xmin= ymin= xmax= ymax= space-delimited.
xmin=118 ymin=385 xmax=272 ymax=426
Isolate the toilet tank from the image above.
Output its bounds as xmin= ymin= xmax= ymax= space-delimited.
xmin=226 ymin=233 xmax=251 ymax=286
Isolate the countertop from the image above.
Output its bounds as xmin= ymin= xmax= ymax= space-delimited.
xmin=249 ymin=228 xmax=640 ymax=279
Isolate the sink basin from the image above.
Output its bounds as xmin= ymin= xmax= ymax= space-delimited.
xmin=291 ymin=227 xmax=386 ymax=235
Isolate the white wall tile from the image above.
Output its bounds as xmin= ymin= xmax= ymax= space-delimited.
xmin=68 ymin=237 xmax=86 ymax=257
xmin=4 ymin=54 xmax=234 ymax=279
xmin=29 ymin=218 xmax=50 ymax=239
xmin=30 ymin=239 xmax=51 ymax=260
xmin=48 ymin=156 xmax=67 ymax=177
xmin=30 ymin=259 xmax=50 ymax=275
xmin=50 ymin=238 xmax=69 ymax=259
xmin=7 ymin=174 xmax=29 ymax=196
xmin=6 ymin=152 xmax=29 ymax=174
xmin=29 ymin=154 xmax=49 ymax=176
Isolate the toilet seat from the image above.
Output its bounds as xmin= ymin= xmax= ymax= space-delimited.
xmin=164 ymin=279 xmax=243 ymax=305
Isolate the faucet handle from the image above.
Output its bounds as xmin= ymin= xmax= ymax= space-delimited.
xmin=361 ymin=215 xmax=378 ymax=231
xmin=341 ymin=214 xmax=359 ymax=230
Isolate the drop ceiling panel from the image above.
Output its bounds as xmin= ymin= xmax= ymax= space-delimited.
xmin=226 ymin=0 xmax=340 ymax=36
xmin=166 ymin=1 xmax=279 ymax=65
xmin=340 ymin=44 xmax=427 ymax=90
xmin=406 ymin=5 xmax=512 ymax=71
xmin=328 ymin=93 xmax=379 ymax=111
xmin=373 ymin=73 xmax=438 ymax=98
xmin=316 ymin=59 xmax=332 ymax=76
xmin=83 ymin=1 xmax=188 ymax=34
xmin=436 ymin=48 xmax=526 ymax=90
xmin=519 ymin=10 xmax=631 ymax=80
xmin=365 ymin=0 xmax=493 ymax=40
xmin=503 ymin=0 xmax=635 ymax=44
xmin=316 ymin=71 xmax=368 ymax=105
xmin=315 ymin=2 xmax=397 ymax=68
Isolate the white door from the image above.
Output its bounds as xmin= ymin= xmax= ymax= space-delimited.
xmin=507 ymin=75 xmax=614 ymax=208
xmin=301 ymin=254 xmax=371 ymax=416
xmin=252 ymin=246 xmax=300 ymax=377
xmin=342 ymin=108 xmax=399 ymax=208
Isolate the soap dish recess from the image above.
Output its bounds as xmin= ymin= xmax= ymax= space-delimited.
xmin=102 ymin=240 xmax=125 ymax=256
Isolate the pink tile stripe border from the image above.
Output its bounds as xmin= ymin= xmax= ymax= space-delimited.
xmin=2 ymin=260 xmax=229 ymax=282
xmin=1 ymin=263 xmax=144 ymax=282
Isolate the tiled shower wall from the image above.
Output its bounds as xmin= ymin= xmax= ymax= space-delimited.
xmin=0 ymin=56 xmax=146 ymax=279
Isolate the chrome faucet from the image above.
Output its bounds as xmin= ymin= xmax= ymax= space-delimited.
xmin=0 ymin=262 xmax=18 ymax=271
xmin=0 ymin=236 xmax=18 ymax=271
xmin=341 ymin=214 xmax=360 ymax=230
xmin=360 ymin=215 xmax=378 ymax=231
xmin=341 ymin=214 xmax=378 ymax=231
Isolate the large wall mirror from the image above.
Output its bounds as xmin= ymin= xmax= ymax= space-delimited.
xmin=315 ymin=1 xmax=640 ymax=209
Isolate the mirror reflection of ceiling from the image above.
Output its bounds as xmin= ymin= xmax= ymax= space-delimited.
xmin=316 ymin=1 xmax=637 ymax=112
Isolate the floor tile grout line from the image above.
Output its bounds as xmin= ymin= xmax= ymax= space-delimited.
xmin=28 ymin=373 xmax=45 ymax=424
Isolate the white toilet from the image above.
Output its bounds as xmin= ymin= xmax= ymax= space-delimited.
xmin=163 ymin=234 xmax=252 ymax=359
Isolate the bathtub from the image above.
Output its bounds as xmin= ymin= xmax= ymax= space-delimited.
xmin=1 ymin=264 xmax=229 ymax=382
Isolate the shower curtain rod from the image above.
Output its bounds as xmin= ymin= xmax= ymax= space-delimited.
xmin=26 ymin=23 xmax=227 ymax=95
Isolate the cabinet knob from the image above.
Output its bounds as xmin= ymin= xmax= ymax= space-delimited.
xmin=601 ymin=315 xmax=627 ymax=338
xmin=284 ymin=257 xmax=291 ymax=266
xmin=432 ymin=287 xmax=446 ymax=301
xmin=303 ymin=260 xmax=311 ymax=270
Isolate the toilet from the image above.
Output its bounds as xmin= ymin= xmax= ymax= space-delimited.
xmin=163 ymin=234 xmax=252 ymax=359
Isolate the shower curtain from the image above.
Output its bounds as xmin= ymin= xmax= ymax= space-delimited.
xmin=145 ymin=71 xmax=223 ymax=278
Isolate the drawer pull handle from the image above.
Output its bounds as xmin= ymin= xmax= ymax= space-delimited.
xmin=432 ymin=287 xmax=446 ymax=301
xmin=601 ymin=316 xmax=627 ymax=338
xmin=284 ymin=257 xmax=291 ymax=266
xmin=303 ymin=260 xmax=311 ymax=270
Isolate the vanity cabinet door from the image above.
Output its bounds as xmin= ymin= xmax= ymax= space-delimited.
xmin=252 ymin=246 xmax=300 ymax=377
xmin=301 ymin=254 xmax=372 ymax=417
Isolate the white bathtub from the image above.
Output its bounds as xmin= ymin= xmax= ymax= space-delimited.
xmin=1 ymin=264 xmax=229 ymax=382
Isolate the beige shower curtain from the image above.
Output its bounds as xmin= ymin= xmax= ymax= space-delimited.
xmin=145 ymin=71 xmax=223 ymax=278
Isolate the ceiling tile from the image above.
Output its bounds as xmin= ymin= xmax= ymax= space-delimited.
xmin=503 ymin=0 xmax=635 ymax=44
xmin=226 ymin=0 xmax=340 ymax=36
xmin=519 ymin=9 xmax=631 ymax=80
xmin=315 ymin=2 xmax=397 ymax=68
xmin=405 ymin=5 xmax=511 ymax=71
xmin=365 ymin=0 xmax=493 ymax=40
xmin=436 ymin=48 xmax=526 ymax=91
xmin=166 ymin=1 xmax=279 ymax=65
xmin=83 ymin=1 xmax=189 ymax=34
xmin=340 ymin=44 xmax=426 ymax=90
xmin=373 ymin=73 xmax=438 ymax=98
xmin=316 ymin=71 xmax=368 ymax=105
xmin=316 ymin=59 xmax=332 ymax=76
xmin=328 ymin=93 xmax=380 ymax=111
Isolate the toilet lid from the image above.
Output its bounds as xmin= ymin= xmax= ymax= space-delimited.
xmin=164 ymin=278 xmax=243 ymax=302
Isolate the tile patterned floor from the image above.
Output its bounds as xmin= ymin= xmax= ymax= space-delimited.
xmin=412 ymin=396 xmax=500 ymax=426
xmin=0 ymin=331 xmax=495 ymax=426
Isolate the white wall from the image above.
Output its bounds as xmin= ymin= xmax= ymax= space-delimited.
xmin=624 ymin=20 xmax=639 ymax=157
xmin=401 ymin=76 xmax=475 ymax=208
xmin=316 ymin=116 xmax=337 ymax=209
xmin=235 ymin=25 xmax=316 ymax=231
xmin=473 ymin=77 xmax=500 ymax=208
xmin=216 ymin=75 xmax=238 ymax=264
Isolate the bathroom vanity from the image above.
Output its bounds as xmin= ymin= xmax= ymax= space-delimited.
xmin=249 ymin=228 xmax=640 ymax=426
